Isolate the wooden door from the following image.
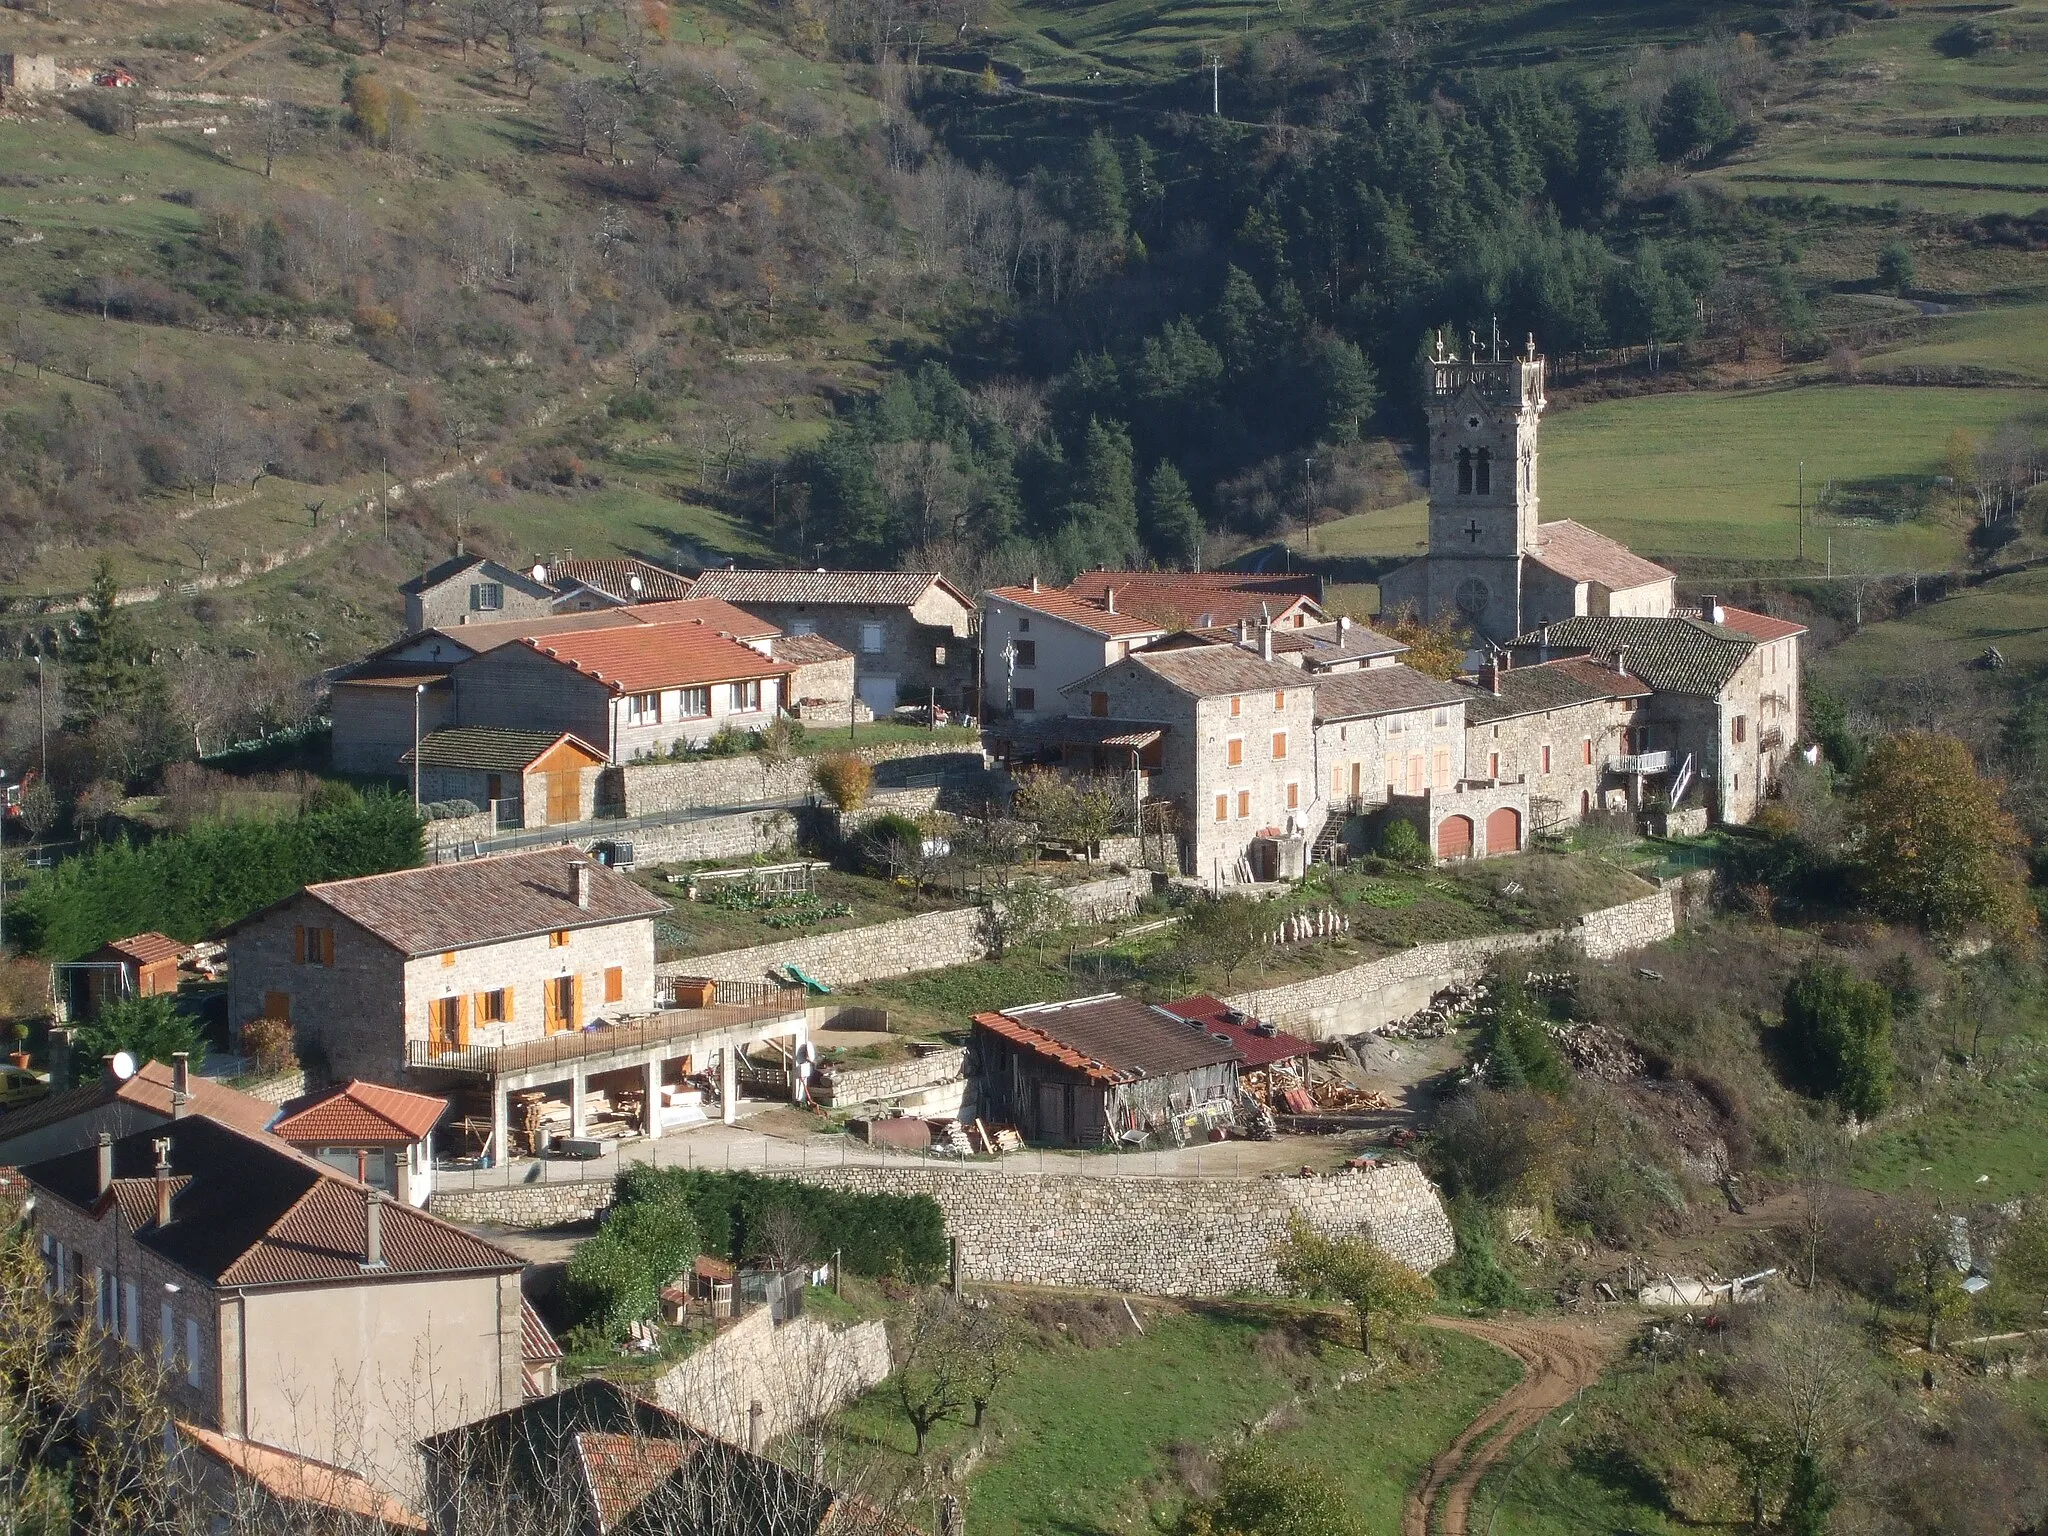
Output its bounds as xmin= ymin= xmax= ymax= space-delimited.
xmin=544 ymin=977 xmax=575 ymax=1035
xmin=263 ymin=991 xmax=291 ymax=1025
xmin=1036 ymin=1082 xmax=1064 ymax=1143
xmin=1349 ymin=762 xmax=1361 ymax=798
xmin=546 ymin=770 xmax=579 ymax=826
xmin=428 ymin=996 xmax=465 ymax=1055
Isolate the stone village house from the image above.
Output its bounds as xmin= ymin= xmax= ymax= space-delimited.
xmin=401 ymin=555 xmax=559 ymax=633
xmin=685 ymin=569 xmax=978 ymax=719
xmin=1454 ymin=654 xmax=1653 ymax=834
xmin=269 ymin=1079 xmax=451 ymax=1207
xmin=22 ymin=1115 xmax=530 ymax=1499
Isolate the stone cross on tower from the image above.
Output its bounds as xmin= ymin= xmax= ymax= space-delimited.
xmin=1464 ymin=519 xmax=1483 ymax=543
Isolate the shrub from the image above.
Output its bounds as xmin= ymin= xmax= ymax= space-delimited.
xmin=9 ymin=791 xmax=422 ymax=960
xmin=1477 ymin=978 xmax=1571 ymax=1095
xmin=813 ymin=752 xmax=873 ymax=811
xmin=1171 ymin=1445 xmax=1362 ymax=1536
xmin=73 ymin=993 xmax=200 ymax=1069
xmin=563 ymin=1230 xmax=658 ymax=1340
xmin=857 ymin=812 xmax=926 ymax=877
xmin=240 ymin=1016 xmax=298 ymax=1077
xmin=1435 ymin=1197 xmax=1533 ymax=1310
xmin=1783 ymin=960 xmax=1894 ymax=1118
xmin=1876 ymin=241 xmax=1915 ymax=294
xmin=1377 ymin=819 xmax=1428 ymax=867
xmin=613 ymin=1165 xmax=945 ymax=1280
xmin=701 ymin=725 xmax=752 ymax=758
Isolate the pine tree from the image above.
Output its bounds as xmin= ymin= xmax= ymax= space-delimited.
xmin=1074 ymin=132 xmax=1128 ymax=246
xmin=65 ymin=558 xmax=145 ymax=730
xmin=1076 ymin=417 xmax=1139 ymax=563
xmin=1141 ymin=461 xmax=1204 ymax=568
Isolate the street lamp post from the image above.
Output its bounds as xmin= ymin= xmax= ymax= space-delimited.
xmin=413 ymin=685 xmax=426 ymax=810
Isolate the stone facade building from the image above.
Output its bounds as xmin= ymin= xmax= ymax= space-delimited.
xmin=23 ymin=1115 xmax=527 ymax=1499
xmin=981 ymin=581 xmax=1168 ymax=721
xmin=1377 ymin=340 xmax=1674 ymax=641
xmin=223 ymin=849 xmax=665 ymax=1084
xmin=686 ymin=569 xmax=977 ymax=717
xmin=1455 ymin=655 xmax=1652 ymax=832
xmin=401 ymin=555 xmax=558 ymax=633
xmin=407 ymin=729 xmax=607 ymax=828
xmin=1311 ymin=664 xmax=1471 ymax=812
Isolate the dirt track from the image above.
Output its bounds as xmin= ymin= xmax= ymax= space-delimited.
xmin=1402 ymin=1316 xmax=1622 ymax=1536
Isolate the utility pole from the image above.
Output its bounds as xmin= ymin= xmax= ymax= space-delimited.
xmin=413 ymin=684 xmax=426 ymax=810
xmin=1211 ymin=54 xmax=1220 ymax=115
xmin=36 ymin=655 xmax=45 ymax=780
xmin=1797 ymin=460 xmax=1805 ymax=564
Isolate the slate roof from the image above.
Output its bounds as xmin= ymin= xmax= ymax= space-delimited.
xmin=99 ymin=931 xmax=186 ymax=966
xmin=401 ymin=555 xmax=550 ymax=599
xmin=272 ymin=1081 xmax=449 ymax=1145
xmin=1123 ymin=647 xmax=1306 ymax=699
xmin=1527 ymin=521 xmax=1675 ymax=592
xmin=0 ymin=1060 xmax=278 ymax=1150
xmin=687 ymin=569 xmax=971 ymax=611
xmin=520 ymin=624 xmax=789 ymax=694
xmin=1313 ymin=664 xmax=1469 ymax=722
xmin=1160 ymin=995 xmax=1314 ymax=1069
xmin=1508 ymin=614 xmax=1765 ymax=696
xmin=177 ymin=1424 xmax=428 ymax=1532
xmin=973 ymin=994 xmax=1245 ymax=1085
xmin=403 ymin=728 xmax=605 ymax=773
xmin=984 ymin=585 xmax=1165 ymax=641
xmin=20 ymin=1116 xmax=521 ymax=1288
xmin=259 ymin=847 xmax=667 ymax=957
xmin=1456 ymin=656 xmax=1652 ymax=724
xmin=549 ymin=557 xmax=695 ymax=603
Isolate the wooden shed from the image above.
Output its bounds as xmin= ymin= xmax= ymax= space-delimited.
xmin=59 ymin=932 xmax=185 ymax=1020
xmin=970 ymin=993 xmax=1244 ymax=1148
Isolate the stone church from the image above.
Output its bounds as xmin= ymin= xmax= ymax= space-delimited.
xmin=1378 ymin=338 xmax=1676 ymax=642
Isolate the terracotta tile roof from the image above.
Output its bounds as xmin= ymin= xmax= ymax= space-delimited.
xmin=522 ymin=624 xmax=789 ymax=695
xmin=1527 ymin=521 xmax=1676 ymax=592
xmin=550 ymin=557 xmax=695 ymax=603
xmin=99 ymin=931 xmax=185 ymax=966
xmin=0 ymin=1060 xmax=277 ymax=1149
xmin=1712 ymin=604 xmax=1807 ymax=641
xmin=21 ymin=1116 xmax=521 ymax=1287
xmin=1108 ymin=588 xmax=1324 ymax=631
xmin=523 ymin=1301 xmax=564 ymax=1367
xmin=177 ymin=1424 xmax=428 ymax=1532
xmin=403 ymin=728 xmax=606 ymax=773
xmin=576 ymin=1433 xmax=698 ymax=1532
xmin=1457 ymin=656 xmax=1652 ymax=724
xmin=1065 ymin=569 xmax=1324 ymax=601
xmin=1124 ymin=646 xmax=1312 ymax=699
xmin=1313 ymin=664 xmax=1469 ymax=721
xmin=771 ymin=633 xmax=853 ymax=666
xmin=626 ymin=597 xmax=781 ymax=640
xmin=273 ymin=847 xmax=666 ymax=957
xmin=1507 ymin=615 xmax=1758 ymax=697
xmin=984 ymin=585 xmax=1165 ymax=641
xmin=1160 ymin=996 xmax=1314 ymax=1069
xmin=272 ymin=1081 xmax=449 ymax=1145
xmin=687 ymin=569 xmax=971 ymax=610
xmin=972 ymin=994 xmax=1244 ymax=1085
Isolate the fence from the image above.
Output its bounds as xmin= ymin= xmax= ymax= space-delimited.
xmin=404 ymin=985 xmax=807 ymax=1079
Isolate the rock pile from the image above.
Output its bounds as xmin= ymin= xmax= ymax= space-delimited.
xmin=1549 ymin=1021 xmax=1646 ymax=1082
xmin=1380 ymin=979 xmax=1485 ymax=1040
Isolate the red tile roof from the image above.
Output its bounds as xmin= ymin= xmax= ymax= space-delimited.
xmin=523 ymin=623 xmax=789 ymax=694
xmin=177 ymin=1424 xmax=428 ymax=1532
xmin=1527 ymin=520 xmax=1675 ymax=593
xmin=984 ymin=586 xmax=1165 ymax=641
xmin=0 ymin=1060 xmax=277 ymax=1148
xmin=628 ymin=597 xmax=782 ymax=640
xmin=272 ymin=1081 xmax=448 ymax=1145
xmin=575 ymin=1433 xmax=698 ymax=1533
xmin=522 ymin=1301 xmax=563 ymax=1367
xmin=274 ymin=847 xmax=668 ymax=957
xmin=1110 ymin=588 xmax=1323 ymax=631
xmin=1160 ymin=996 xmax=1315 ymax=1069
xmin=1712 ymin=604 xmax=1807 ymax=641
xmin=1065 ymin=570 xmax=1324 ymax=601
xmin=100 ymin=932 xmax=186 ymax=966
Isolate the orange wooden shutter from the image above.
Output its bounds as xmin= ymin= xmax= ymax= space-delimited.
xmin=605 ymin=967 xmax=623 ymax=1004
xmin=503 ymin=985 xmax=515 ymax=1022
xmin=571 ymin=974 xmax=584 ymax=1030
xmin=321 ymin=929 xmax=335 ymax=967
xmin=293 ymin=926 xmax=305 ymax=965
xmin=457 ymin=993 xmax=471 ymax=1049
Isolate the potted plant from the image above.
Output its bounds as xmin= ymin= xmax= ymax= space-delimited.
xmin=7 ymin=1022 xmax=30 ymax=1069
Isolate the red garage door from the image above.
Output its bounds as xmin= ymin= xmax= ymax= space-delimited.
xmin=1436 ymin=815 xmax=1473 ymax=860
xmin=1485 ymin=806 xmax=1522 ymax=856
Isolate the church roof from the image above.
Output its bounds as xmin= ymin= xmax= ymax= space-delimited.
xmin=1527 ymin=521 xmax=1674 ymax=593
xmin=1506 ymin=616 xmax=1757 ymax=697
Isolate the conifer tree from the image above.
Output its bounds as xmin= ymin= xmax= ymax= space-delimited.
xmin=1141 ymin=460 xmax=1203 ymax=569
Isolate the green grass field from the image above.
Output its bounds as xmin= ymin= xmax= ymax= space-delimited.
xmin=1818 ymin=564 xmax=2048 ymax=683
xmin=1475 ymin=1363 xmax=1680 ymax=1536
xmin=1313 ymin=385 xmax=2045 ymax=573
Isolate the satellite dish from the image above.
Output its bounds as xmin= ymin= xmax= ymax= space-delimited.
xmin=110 ymin=1050 xmax=137 ymax=1081
xmin=530 ymin=563 xmax=549 ymax=583
xmin=628 ymin=575 xmax=643 ymax=593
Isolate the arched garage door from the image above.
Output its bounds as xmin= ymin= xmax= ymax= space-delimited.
xmin=1436 ymin=815 xmax=1473 ymax=860
xmin=1485 ymin=806 xmax=1522 ymax=856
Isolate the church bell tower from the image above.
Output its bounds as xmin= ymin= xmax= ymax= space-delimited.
xmin=1420 ymin=331 xmax=1546 ymax=642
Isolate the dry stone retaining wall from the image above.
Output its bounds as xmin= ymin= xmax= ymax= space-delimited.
xmin=1223 ymin=886 xmax=1682 ymax=1038
xmin=814 ymin=1047 xmax=968 ymax=1108
xmin=658 ymin=869 xmax=1152 ymax=989
xmin=613 ymin=742 xmax=985 ymax=818
xmin=653 ymin=1305 xmax=889 ymax=1445
xmin=431 ymin=1160 xmax=1453 ymax=1294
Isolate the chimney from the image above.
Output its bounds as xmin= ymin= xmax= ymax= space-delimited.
xmin=171 ymin=1052 xmax=191 ymax=1118
xmin=96 ymin=1132 xmax=114 ymax=1198
xmin=747 ymin=1400 xmax=765 ymax=1455
xmin=1236 ymin=618 xmax=1250 ymax=646
xmin=1260 ymin=621 xmax=1274 ymax=664
xmin=1702 ymin=594 xmax=1723 ymax=625
xmin=570 ymin=861 xmax=591 ymax=910
xmin=1616 ymin=646 xmax=1629 ymax=678
xmin=362 ymin=1189 xmax=385 ymax=1270
xmin=1488 ymin=665 xmax=1502 ymax=696
xmin=153 ymin=1137 xmax=173 ymax=1228
xmin=1105 ymin=587 xmax=1116 ymax=615
xmin=1030 ymin=575 xmax=1040 ymax=593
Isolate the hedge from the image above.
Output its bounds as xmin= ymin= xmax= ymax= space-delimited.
xmin=10 ymin=792 xmax=424 ymax=960
xmin=613 ymin=1165 xmax=947 ymax=1282
xmin=564 ymin=1184 xmax=702 ymax=1339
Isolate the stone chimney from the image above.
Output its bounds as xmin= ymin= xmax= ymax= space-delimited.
xmin=570 ymin=861 xmax=591 ymax=910
xmin=1236 ymin=617 xmax=1250 ymax=646
xmin=1615 ymin=646 xmax=1629 ymax=677
xmin=1260 ymin=622 xmax=1274 ymax=664
xmin=1702 ymin=594 xmax=1724 ymax=625
xmin=1488 ymin=664 xmax=1502 ymax=696
xmin=362 ymin=1189 xmax=385 ymax=1270
xmin=747 ymin=1400 xmax=765 ymax=1454
xmin=97 ymin=1132 xmax=114 ymax=1197
xmin=1029 ymin=575 xmax=1040 ymax=593
xmin=171 ymin=1052 xmax=191 ymax=1119
xmin=153 ymin=1137 xmax=173 ymax=1228
xmin=1104 ymin=587 xmax=1116 ymax=615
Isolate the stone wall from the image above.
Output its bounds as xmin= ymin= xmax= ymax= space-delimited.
xmin=1222 ymin=886 xmax=1680 ymax=1037
xmin=814 ymin=1047 xmax=967 ymax=1108
xmin=612 ymin=742 xmax=984 ymax=819
xmin=658 ymin=869 xmax=1152 ymax=989
xmin=653 ymin=1306 xmax=890 ymax=1445
xmin=432 ymin=1160 xmax=1453 ymax=1294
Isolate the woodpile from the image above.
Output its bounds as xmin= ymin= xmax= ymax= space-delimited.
xmin=1380 ymin=979 xmax=1485 ymax=1040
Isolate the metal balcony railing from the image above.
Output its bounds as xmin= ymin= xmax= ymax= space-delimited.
xmin=1608 ymin=750 xmax=1672 ymax=775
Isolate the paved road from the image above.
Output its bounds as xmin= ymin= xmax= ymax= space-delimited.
xmin=1403 ymin=1316 xmax=1623 ymax=1536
